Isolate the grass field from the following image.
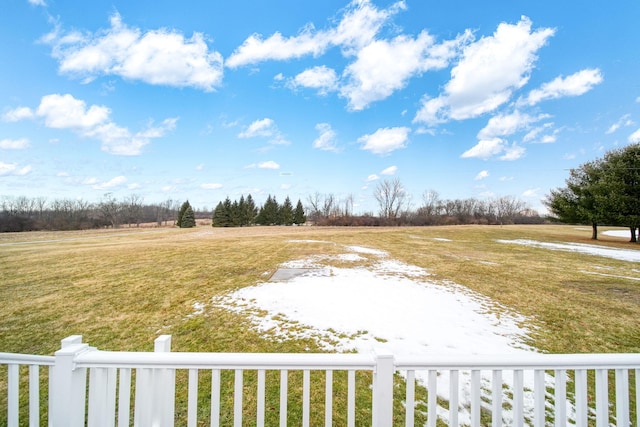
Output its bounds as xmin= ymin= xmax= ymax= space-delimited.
xmin=1 ymin=224 xmax=639 ymax=425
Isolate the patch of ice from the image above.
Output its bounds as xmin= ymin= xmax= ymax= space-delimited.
xmin=497 ymin=239 xmax=640 ymax=262
xmin=344 ymin=245 xmax=388 ymax=256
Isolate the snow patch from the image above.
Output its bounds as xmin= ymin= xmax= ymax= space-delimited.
xmin=497 ymin=239 xmax=640 ymax=262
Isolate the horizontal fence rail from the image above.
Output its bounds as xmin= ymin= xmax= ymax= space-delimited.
xmin=1 ymin=336 xmax=639 ymax=426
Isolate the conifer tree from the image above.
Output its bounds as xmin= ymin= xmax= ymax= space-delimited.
xmin=280 ymin=196 xmax=294 ymax=225
xmin=246 ymin=194 xmax=257 ymax=225
xmin=181 ymin=204 xmax=196 ymax=228
xmin=294 ymin=199 xmax=307 ymax=225
xmin=177 ymin=200 xmax=191 ymax=227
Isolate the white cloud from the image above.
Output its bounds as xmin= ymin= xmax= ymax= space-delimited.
xmin=477 ymin=111 xmax=546 ymax=140
xmin=280 ymin=183 xmax=291 ymax=190
xmin=44 ymin=13 xmax=223 ymax=91
xmin=312 ymin=123 xmax=339 ymax=152
xmin=381 ymin=165 xmax=397 ymax=175
xmin=366 ymin=174 xmax=379 ymax=182
xmin=91 ymin=175 xmax=127 ymax=190
xmin=0 ymin=138 xmax=30 ymax=149
xmin=522 ymin=188 xmax=540 ymax=198
xmin=258 ymin=161 xmax=280 ymax=170
xmin=629 ymin=128 xmax=640 ymax=143
xmin=8 ymin=93 xmax=176 ymax=155
xmin=226 ymin=0 xmax=404 ymax=68
xmin=341 ymin=30 xmax=471 ymax=110
xmin=358 ymin=127 xmax=410 ymax=155
xmin=474 ymin=170 xmax=489 ymax=180
xmin=415 ymin=17 xmax=554 ymax=125
xmin=238 ymin=118 xmax=275 ymax=138
xmin=291 ymin=66 xmax=338 ymax=95
xmin=2 ymin=106 xmax=34 ymax=122
xmin=461 ymin=138 xmax=505 ymax=160
xmin=28 ymin=0 xmax=46 ymax=6
xmin=500 ymin=143 xmax=526 ymax=161
xmin=606 ymin=114 xmax=634 ymax=134
xmin=201 ymin=183 xmax=223 ymax=190
xmin=0 ymin=162 xmax=31 ymax=176
xmin=520 ymin=68 xmax=603 ymax=106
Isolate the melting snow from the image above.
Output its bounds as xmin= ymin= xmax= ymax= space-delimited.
xmin=497 ymin=239 xmax=640 ymax=262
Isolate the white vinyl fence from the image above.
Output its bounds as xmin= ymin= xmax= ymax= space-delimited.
xmin=1 ymin=335 xmax=640 ymax=426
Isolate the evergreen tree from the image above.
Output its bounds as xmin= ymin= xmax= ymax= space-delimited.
xmin=294 ymin=199 xmax=307 ymax=225
xmin=280 ymin=196 xmax=294 ymax=225
xmin=176 ymin=200 xmax=191 ymax=228
xmin=245 ymin=194 xmax=257 ymax=225
xmin=181 ymin=205 xmax=196 ymax=228
xmin=256 ymin=195 xmax=279 ymax=225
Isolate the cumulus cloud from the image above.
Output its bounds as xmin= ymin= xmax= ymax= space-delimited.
xmin=474 ymin=170 xmax=489 ymax=180
xmin=91 ymin=175 xmax=127 ymax=190
xmin=0 ymin=138 xmax=30 ymax=149
xmin=259 ymin=161 xmax=280 ymax=169
xmin=629 ymin=128 xmax=640 ymax=143
xmin=226 ymin=0 xmax=404 ymax=67
xmin=312 ymin=123 xmax=339 ymax=152
xmin=358 ymin=127 xmax=410 ymax=155
xmin=341 ymin=30 xmax=471 ymax=110
xmin=366 ymin=174 xmax=379 ymax=182
xmin=0 ymin=162 xmax=31 ymax=176
xmin=520 ymin=68 xmax=603 ymax=106
xmin=6 ymin=93 xmax=176 ymax=155
xmin=381 ymin=165 xmax=397 ymax=175
xmin=290 ymin=66 xmax=338 ymax=95
xmin=415 ymin=17 xmax=554 ymax=125
xmin=461 ymin=138 xmax=505 ymax=160
xmin=2 ymin=106 xmax=34 ymax=122
xmin=477 ymin=111 xmax=546 ymax=140
xmin=42 ymin=13 xmax=223 ymax=91
xmin=238 ymin=118 xmax=289 ymax=145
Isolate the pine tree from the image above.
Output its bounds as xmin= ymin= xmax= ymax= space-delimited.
xmin=177 ymin=200 xmax=191 ymax=227
xmin=181 ymin=205 xmax=196 ymax=228
xmin=294 ymin=199 xmax=307 ymax=225
xmin=280 ymin=196 xmax=294 ymax=225
xmin=246 ymin=194 xmax=257 ymax=225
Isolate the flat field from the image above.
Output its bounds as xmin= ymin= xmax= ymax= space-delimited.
xmin=1 ymin=224 xmax=639 ymax=425
xmin=1 ymin=224 xmax=638 ymax=355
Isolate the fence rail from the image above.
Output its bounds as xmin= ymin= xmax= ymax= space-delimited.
xmin=2 ymin=335 xmax=640 ymax=426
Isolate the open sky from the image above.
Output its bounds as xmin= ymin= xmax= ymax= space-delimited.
xmin=1 ymin=0 xmax=639 ymax=213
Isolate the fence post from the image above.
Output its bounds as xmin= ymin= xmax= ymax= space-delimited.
xmin=134 ymin=335 xmax=175 ymax=427
xmin=371 ymin=351 xmax=394 ymax=427
xmin=49 ymin=335 xmax=91 ymax=427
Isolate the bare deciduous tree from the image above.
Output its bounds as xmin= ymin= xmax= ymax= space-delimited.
xmin=374 ymin=178 xmax=406 ymax=219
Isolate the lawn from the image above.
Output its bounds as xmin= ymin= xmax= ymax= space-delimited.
xmin=0 ymin=224 xmax=638 ymax=425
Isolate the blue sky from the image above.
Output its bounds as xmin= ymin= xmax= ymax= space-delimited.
xmin=1 ymin=0 xmax=639 ymax=214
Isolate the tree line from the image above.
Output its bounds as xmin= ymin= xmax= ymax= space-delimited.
xmin=545 ymin=143 xmax=640 ymax=241
xmin=212 ymin=194 xmax=306 ymax=227
xmin=0 ymin=194 xmax=201 ymax=232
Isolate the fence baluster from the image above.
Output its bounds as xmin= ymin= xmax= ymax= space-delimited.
xmin=188 ymin=369 xmax=199 ymax=427
xmin=257 ymin=369 xmax=265 ymax=427
xmin=575 ymin=369 xmax=588 ymax=427
xmin=8 ymin=364 xmax=19 ymax=427
xmin=325 ymin=370 xmax=333 ymax=427
xmin=533 ymin=369 xmax=545 ymax=427
xmin=491 ymin=370 xmax=502 ymax=427
xmin=279 ymin=370 xmax=288 ymax=427
xmin=117 ymin=368 xmax=131 ymax=427
xmin=513 ymin=369 xmax=524 ymax=427
xmin=471 ymin=370 xmax=481 ymax=427
xmin=347 ymin=370 xmax=356 ymax=427
xmin=615 ymin=369 xmax=630 ymax=427
xmin=234 ymin=369 xmax=243 ymax=427
xmin=303 ymin=370 xmax=310 ymax=427
xmin=553 ymin=369 xmax=566 ymax=427
xmin=405 ymin=370 xmax=415 ymax=427
xmin=28 ymin=365 xmax=39 ymax=427
xmin=596 ymin=368 xmax=609 ymax=427
xmin=210 ymin=369 xmax=221 ymax=427
xmin=428 ymin=370 xmax=438 ymax=427
xmin=449 ymin=370 xmax=459 ymax=427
